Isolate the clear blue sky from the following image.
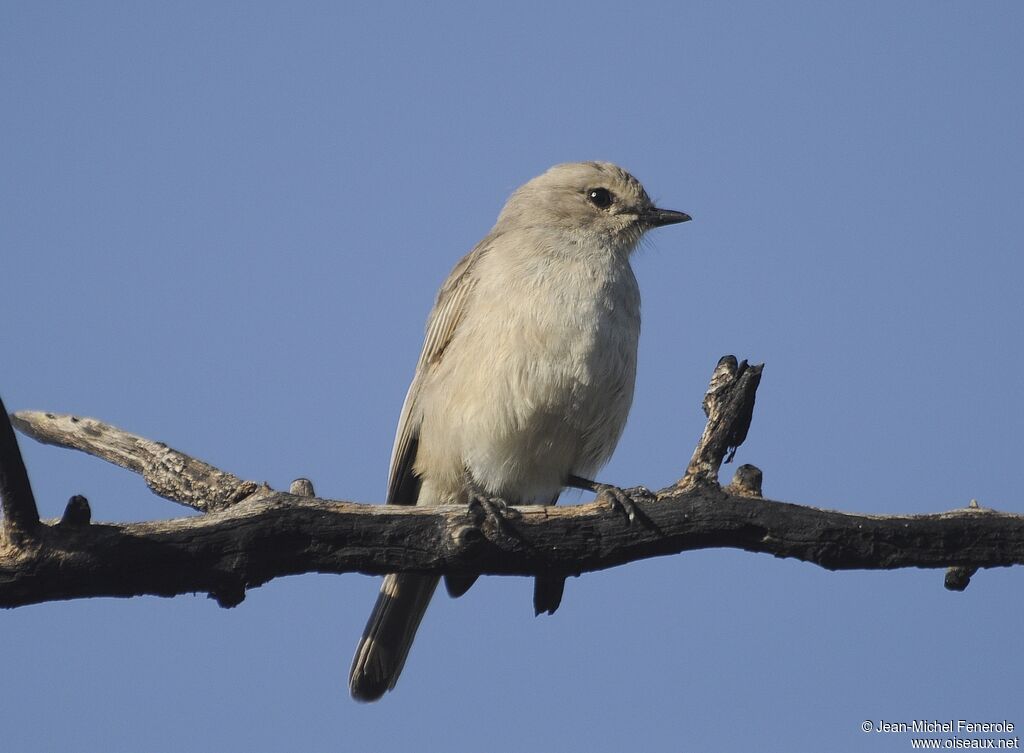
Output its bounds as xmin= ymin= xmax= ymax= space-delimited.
xmin=3 ymin=3 xmax=1023 ymax=751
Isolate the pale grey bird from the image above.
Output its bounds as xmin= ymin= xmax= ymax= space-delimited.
xmin=349 ymin=161 xmax=690 ymax=701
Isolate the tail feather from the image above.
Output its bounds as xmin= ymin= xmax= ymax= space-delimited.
xmin=444 ymin=574 xmax=478 ymax=598
xmin=533 ymin=574 xmax=566 ymax=616
xmin=349 ymin=573 xmax=439 ymax=701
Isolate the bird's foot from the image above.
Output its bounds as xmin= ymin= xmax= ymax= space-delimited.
xmin=594 ymin=484 xmax=656 ymax=525
xmin=567 ymin=474 xmax=655 ymax=525
xmin=467 ymin=491 xmax=521 ymax=536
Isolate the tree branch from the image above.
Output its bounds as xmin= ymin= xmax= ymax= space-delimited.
xmin=1 ymin=356 xmax=1020 ymax=612
xmin=0 ymin=476 xmax=1018 ymax=609
xmin=10 ymin=411 xmax=262 ymax=512
xmin=681 ymin=356 xmax=762 ymax=487
xmin=0 ymin=396 xmax=40 ymax=544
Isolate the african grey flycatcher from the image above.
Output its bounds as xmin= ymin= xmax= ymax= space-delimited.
xmin=349 ymin=161 xmax=690 ymax=701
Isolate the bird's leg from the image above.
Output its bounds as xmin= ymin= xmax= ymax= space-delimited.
xmin=464 ymin=474 xmax=521 ymax=536
xmin=566 ymin=475 xmax=656 ymax=525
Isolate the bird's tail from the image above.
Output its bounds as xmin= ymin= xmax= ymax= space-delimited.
xmin=533 ymin=574 xmax=566 ymax=615
xmin=349 ymin=573 xmax=439 ymax=702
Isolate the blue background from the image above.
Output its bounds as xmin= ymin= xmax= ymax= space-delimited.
xmin=3 ymin=3 xmax=1022 ymax=751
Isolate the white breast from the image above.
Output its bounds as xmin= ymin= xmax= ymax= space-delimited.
xmin=414 ymin=231 xmax=640 ymax=505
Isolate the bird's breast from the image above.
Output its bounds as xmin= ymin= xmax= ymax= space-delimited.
xmin=416 ymin=247 xmax=640 ymax=503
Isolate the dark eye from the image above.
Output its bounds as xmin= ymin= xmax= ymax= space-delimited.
xmin=586 ymin=187 xmax=613 ymax=209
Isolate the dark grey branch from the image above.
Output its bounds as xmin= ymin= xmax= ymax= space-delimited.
xmin=2 ymin=355 xmax=1019 ymax=611
xmin=0 ymin=484 xmax=1018 ymax=609
xmin=0 ymin=396 xmax=40 ymax=543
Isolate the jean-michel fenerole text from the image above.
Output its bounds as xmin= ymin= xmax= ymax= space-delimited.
xmin=873 ymin=720 xmax=1015 ymax=734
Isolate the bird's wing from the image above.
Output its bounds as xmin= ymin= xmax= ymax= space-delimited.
xmin=385 ymin=242 xmax=488 ymax=506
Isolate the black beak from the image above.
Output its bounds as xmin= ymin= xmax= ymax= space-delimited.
xmin=645 ymin=207 xmax=692 ymax=227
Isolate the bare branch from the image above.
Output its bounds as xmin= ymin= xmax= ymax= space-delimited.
xmin=0 ymin=484 xmax=1019 ymax=609
xmin=2 ymin=356 xmax=1019 ymax=612
xmin=11 ymin=411 xmax=261 ymax=512
xmin=1 ymin=398 xmax=40 ymax=543
xmin=680 ymin=356 xmax=763 ymax=487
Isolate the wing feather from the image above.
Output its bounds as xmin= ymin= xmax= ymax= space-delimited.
xmin=385 ymin=243 xmax=488 ymax=505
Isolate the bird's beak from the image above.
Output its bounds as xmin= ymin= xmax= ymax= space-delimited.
xmin=644 ymin=207 xmax=692 ymax=227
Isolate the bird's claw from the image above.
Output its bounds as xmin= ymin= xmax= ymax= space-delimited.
xmin=596 ymin=484 xmax=655 ymax=525
xmin=468 ymin=492 xmax=520 ymax=535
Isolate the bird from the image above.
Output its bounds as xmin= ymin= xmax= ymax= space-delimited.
xmin=349 ymin=161 xmax=690 ymax=701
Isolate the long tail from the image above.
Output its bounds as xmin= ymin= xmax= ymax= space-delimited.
xmin=349 ymin=573 xmax=439 ymax=702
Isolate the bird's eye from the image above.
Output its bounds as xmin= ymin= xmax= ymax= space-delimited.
xmin=586 ymin=187 xmax=613 ymax=209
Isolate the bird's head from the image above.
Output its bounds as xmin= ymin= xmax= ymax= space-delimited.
xmin=495 ymin=161 xmax=690 ymax=255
